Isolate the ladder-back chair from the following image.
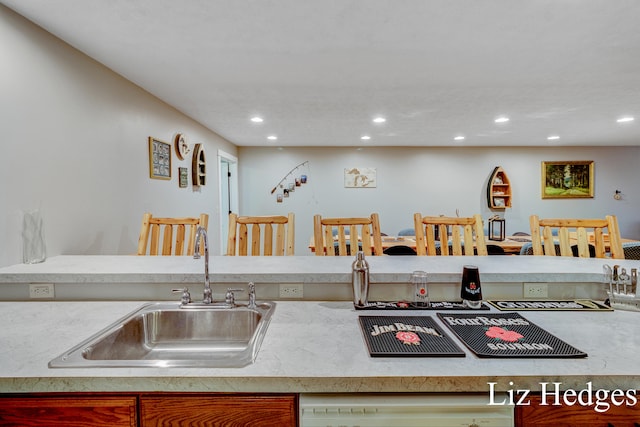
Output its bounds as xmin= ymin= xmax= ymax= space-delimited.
xmin=313 ymin=213 xmax=383 ymax=256
xmin=137 ymin=213 xmax=209 ymax=256
xmin=413 ymin=213 xmax=487 ymax=256
xmin=529 ymin=215 xmax=623 ymax=259
xmin=227 ymin=213 xmax=295 ymax=256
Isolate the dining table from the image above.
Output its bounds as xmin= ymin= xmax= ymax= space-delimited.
xmin=308 ymin=235 xmax=533 ymax=255
xmin=309 ymin=234 xmax=638 ymax=255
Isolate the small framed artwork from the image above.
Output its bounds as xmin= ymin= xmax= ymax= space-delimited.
xmin=344 ymin=167 xmax=377 ymax=188
xmin=149 ymin=137 xmax=171 ymax=180
xmin=493 ymin=197 xmax=506 ymax=207
xmin=178 ymin=167 xmax=188 ymax=188
xmin=541 ymin=161 xmax=594 ymax=199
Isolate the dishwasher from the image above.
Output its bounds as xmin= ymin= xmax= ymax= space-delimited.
xmin=300 ymin=393 xmax=514 ymax=427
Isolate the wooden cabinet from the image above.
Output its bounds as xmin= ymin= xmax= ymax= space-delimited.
xmin=0 ymin=393 xmax=297 ymax=427
xmin=0 ymin=394 xmax=137 ymax=427
xmin=516 ymin=394 xmax=640 ymax=426
xmin=487 ymin=166 xmax=512 ymax=209
xmin=140 ymin=393 xmax=297 ymax=427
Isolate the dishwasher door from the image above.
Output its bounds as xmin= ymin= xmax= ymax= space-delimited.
xmin=300 ymin=393 xmax=514 ymax=427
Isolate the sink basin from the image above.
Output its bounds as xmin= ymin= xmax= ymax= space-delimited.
xmin=49 ymin=301 xmax=276 ymax=368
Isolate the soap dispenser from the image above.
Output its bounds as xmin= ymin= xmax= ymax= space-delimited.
xmin=352 ymin=251 xmax=370 ymax=307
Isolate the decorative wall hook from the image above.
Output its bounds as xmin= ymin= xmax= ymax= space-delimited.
xmin=614 ymin=190 xmax=622 ymax=200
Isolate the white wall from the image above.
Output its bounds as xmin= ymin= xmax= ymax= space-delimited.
xmin=238 ymin=146 xmax=640 ymax=255
xmin=0 ymin=7 xmax=237 ymax=267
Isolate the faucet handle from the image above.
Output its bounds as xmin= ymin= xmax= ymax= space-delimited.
xmin=172 ymin=287 xmax=191 ymax=305
xmin=225 ymin=288 xmax=244 ymax=306
xmin=247 ymin=282 xmax=257 ymax=309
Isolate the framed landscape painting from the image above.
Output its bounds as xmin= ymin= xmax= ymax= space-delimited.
xmin=541 ymin=161 xmax=594 ymax=199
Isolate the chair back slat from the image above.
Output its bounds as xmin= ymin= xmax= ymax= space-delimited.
xmin=313 ymin=213 xmax=383 ymax=256
xmin=414 ymin=214 xmax=487 ymax=256
xmin=529 ymin=215 xmax=623 ymax=259
xmin=137 ymin=213 xmax=208 ymax=256
xmin=227 ymin=213 xmax=295 ymax=256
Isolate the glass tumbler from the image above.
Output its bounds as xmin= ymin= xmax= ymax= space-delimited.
xmin=411 ymin=270 xmax=429 ymax=307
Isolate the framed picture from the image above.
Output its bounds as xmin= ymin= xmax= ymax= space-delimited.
xmin=178 ymin=167 xmax=188 ymax=188
xmin=149 ymin=137 xmax=171 ymax=180
xmin=541 ymin=161 xmax=594 ymax=199
xmin=344 ymin=167 xmax=377 ymax=188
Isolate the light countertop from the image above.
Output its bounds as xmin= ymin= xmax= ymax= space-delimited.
xmin=1 ymin=300 xmax=638 ymax=394
xmin=0 ymin=255 xmax=625 ymax=284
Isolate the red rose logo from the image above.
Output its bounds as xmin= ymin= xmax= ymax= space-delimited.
xmin=396 ymin=331 xmax=421 ymax=345
xmin=484 ymin=326 xmax=523 ymax=342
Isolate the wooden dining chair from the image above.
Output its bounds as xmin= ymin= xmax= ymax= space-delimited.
xmin=137 ymin=213 xmax=209 ymax=256
xmin=529 ymin=215 xmax=624 ymax=259
xmin=413 ymin=213 xmax=488 ymax=256
xmin=227 ymin=213 xmax=295 ymax=256
xmin=313 ymin=213 xmax=383 ymax=256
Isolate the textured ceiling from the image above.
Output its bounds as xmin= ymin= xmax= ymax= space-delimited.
xmin=3 ymin=0 xmax=640 ymax=147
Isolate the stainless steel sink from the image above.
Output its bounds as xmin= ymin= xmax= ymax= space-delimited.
xmin=49 ymin=301 xmax=276 ymax=368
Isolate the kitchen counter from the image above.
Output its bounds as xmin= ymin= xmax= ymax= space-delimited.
xmin=1 ymin=300 xmax=638 ymax=394
xmin=0 ymin=255 xmax=619 ymax=284
xmin=0 ymin=255 xmax=630 ymax=302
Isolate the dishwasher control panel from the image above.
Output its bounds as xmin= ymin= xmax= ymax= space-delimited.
xmin=300 ymin=393 xmax=514 ymax=427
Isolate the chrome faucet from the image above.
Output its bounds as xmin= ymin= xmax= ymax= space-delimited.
xmin=193 ymin=226 xmax=212 ymax=304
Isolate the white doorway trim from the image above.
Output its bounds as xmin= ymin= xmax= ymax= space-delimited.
xmin=218 ymin=150 xmax=239 ymax=254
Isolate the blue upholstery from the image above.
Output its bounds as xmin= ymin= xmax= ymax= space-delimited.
xmin=520 ymin=242 xmax=534 ymax=255
xmin=623 ymin=242 xmax=640 ymax=260
xmin=520 ymin=241 xmax=595 ymax=257
xmin=397 ymin=228 xmax=415 ymax=236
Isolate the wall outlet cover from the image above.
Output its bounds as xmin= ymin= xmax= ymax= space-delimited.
xmin=279 ymin=283 xmax=303 ymax=299
xmin=29 ymin=283 xmax=55 ymax=299
xmin=523 ymin=282 xmax=548 ymax=298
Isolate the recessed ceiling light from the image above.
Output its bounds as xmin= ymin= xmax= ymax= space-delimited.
xmin=617 ymin=116 xmax=635 ymax=123
xmin=454 ymin=136 xmax=465 ymax=141
xmin=372 ymin=117 xmax=386 ymax=124
xmin=494 ymin=117 xmax=510 ymax=123
xmin=250 ymin=116 xmax=264 ymax=123
xmin=547 ymin=135 xmax=560 ymax=140
xmin=267 ymin=135 xmax=277 ymax=140
xmin=361 ymin=135 xmax=371 ymax=140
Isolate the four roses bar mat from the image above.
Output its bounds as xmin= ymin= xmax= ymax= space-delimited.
xmin=436 ymin=312 xmax=587 ymax=358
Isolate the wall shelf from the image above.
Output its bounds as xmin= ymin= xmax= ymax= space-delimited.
xmin=487 ymin=166 xmax=512 ymax=209
xmin=191 ymin=143 xmax=206 ymax=186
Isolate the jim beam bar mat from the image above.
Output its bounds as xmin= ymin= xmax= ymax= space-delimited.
xmin=359 ymin=316 xmax=465 ymax=357
xmin=488 ymin=299 xmax=612 ymax=311
xmin=355 ymin=301 xmax=490 ymax=310
xmin=437 ymin=312 xmax=587 ymax=358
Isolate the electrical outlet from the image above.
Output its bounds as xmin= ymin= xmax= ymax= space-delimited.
xmin=29 ymin=283 xmax=55 ymax=299
xmin=523 ymin=282 xmax=548 ymax=298
xmin=279 ymin=283 xmax=303 ymax=299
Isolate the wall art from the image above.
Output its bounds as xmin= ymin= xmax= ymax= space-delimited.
xmin=541 ymin=161 xmax=594 ymax=199
xmin=148 ymin=137 xmax=171 ymax=180
xmin=344 ymin=167 xmax=376 ymax=188
xmin=178 ymin=167 xmax=188 ymax=188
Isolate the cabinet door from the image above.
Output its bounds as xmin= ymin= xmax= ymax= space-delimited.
xmin=0 ymin=395 xmax=137 ymax=427
xmin=140 ymin=393 xmax=297 ymax=427
xmin=516 ymin=395 xmax=640 ymax=426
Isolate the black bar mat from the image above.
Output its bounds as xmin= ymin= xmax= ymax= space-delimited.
xmin=488 ymin=299 xmax=612 ymax=311
xmin=355 ymin=301 xmax=490 ymax=310
xmin=437 ymin=312 xmax=587 ymax=358
xmin=359 ymin=316 xmax=466 ymax=357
